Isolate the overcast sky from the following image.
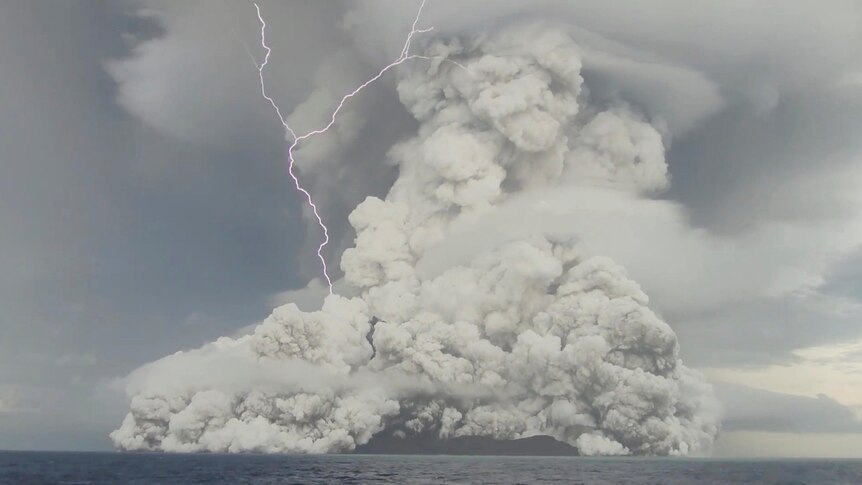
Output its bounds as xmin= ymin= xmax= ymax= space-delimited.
xmin=1 ymin=0 xmax=862 ymax=456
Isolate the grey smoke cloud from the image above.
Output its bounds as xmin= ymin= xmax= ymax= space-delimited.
xmin=111 ymin=21 xmax=723 ymax=456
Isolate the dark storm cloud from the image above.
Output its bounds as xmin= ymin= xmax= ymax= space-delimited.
xmin=674 ymin=292 xmax=862 ymax=367
xmin=667 ymin=89 xmax=862 ymax=234
xmin=0 ymin=0 xmax=326 ymax=449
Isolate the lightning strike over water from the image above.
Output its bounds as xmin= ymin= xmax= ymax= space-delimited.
xmin=253 ymin=0 xmax=434 ymax=294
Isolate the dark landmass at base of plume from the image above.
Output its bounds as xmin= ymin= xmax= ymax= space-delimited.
xmin=354 ymin=434 xmax=579 ymax=456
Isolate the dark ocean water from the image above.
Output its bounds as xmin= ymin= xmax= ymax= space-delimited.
xmin=1 ymin=452 xmax=861 ymax=485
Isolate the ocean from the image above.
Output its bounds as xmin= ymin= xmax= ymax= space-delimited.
xmin=1 ymin=452 xmax=861 ymax=484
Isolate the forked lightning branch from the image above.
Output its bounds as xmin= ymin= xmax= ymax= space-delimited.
xmin=252 ymin=0 xmax=433 ymax=294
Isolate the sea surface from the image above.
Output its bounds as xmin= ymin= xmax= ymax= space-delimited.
xmin=1 ymin=452 xmax=861 ymax=484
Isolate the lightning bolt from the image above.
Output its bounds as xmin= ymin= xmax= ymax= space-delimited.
xmin=252 ymin=0 xmax=427 ymax=295
xmin=253 ymin=0 xmax=469 ymax=295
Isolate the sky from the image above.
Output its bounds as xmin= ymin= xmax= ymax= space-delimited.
xmin=1 ymin=0 xmax=862 ymax=457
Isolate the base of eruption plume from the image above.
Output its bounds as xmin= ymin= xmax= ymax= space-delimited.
xmin=356 ymin=433 xmax=581 ymax=456
xmin=110 ymin=237 xmax=719 ymax=456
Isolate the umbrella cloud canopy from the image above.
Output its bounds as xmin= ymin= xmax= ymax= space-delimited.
xmin=111 ymin=21 xmax=720 ymax=456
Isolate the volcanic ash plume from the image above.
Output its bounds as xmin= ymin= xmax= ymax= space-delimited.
xmin=111 ymin=24 xmax=719 ymax=456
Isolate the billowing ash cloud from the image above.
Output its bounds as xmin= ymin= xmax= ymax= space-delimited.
xmin=112 ymin=22 xmax=719 ymax=456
